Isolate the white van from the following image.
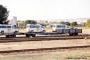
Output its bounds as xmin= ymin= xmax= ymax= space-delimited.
xmin=26 ymin=24 xmax=45 ymax=33
xmin=0 ymin=24 xmax=18 ymax=37
xmin=51 ymin=24 xmax=69 ymax=33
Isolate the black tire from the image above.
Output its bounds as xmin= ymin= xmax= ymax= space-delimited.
xmin=26 ymin=34 xmax=30 ymax=37
xmin=1 ymin=31 xmax=4 ymax=34
xmin=74 ymin=33 xmax=78 ymax=36
xmin=42 ymin=30 xmax=45 ymax=33
xmin=69 ymin=33 xmax=73 ymax=36
xmin=12 ymin=34 xmax=16 ymax=37
xmin=69 ymin=33 xmax=78 ymax=36
xmin=6 ymin=35 xmax=10 ymax=38
xmin=32 ymin=34 xmax=36 ymax=37
xmin=14 ymin=31 xmax=18 ymax=34
xmin=6 ymin=34 xmax=16 ymax=38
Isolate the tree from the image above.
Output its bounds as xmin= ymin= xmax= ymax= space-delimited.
xmin=71 ymin=22 xmax=78 ymax=27
xmin=25 ymin=20 xmax=37 ymax=24
xmin=17 ymin=21 xmax=26 ymax=29
xmin=86 ymin=19 xmax=90 ymax=27
xmin=0 ymin=5 xmax=9 ymax=24
xmin=60 ymin=21 xmax=65 ymax=24
xmin=60 ymin=21 xmax=70 ymax=26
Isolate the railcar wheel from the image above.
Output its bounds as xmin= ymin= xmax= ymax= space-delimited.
xmin=74 ymin=33 xmax=78 ymax=36
xmin=14 ymin=31 xmax=18 ymax=34
xmin=32 ymin=34 xmax=36 ymax=37
xmin=1 ymin=31 xmax=4 ymax=34
xmin=6 ymin=35 xmax=10 ymax=38
xmin=69 ymin=33 xmax=73 ymax=36
xmin=12 ymin=34 xmax=16 ymax=37
xmin=26 ymin=34 xmax=30 ymax=37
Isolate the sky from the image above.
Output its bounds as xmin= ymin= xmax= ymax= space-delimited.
xmin=0 ymin=0 xmax=90 ymax=22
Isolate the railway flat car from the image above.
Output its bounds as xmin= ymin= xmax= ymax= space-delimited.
xmin=51 ymin=24 xmax=82 ymax=36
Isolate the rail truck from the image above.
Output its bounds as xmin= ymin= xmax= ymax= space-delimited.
xmin=51 ymin=24 xmax=82 ymax=36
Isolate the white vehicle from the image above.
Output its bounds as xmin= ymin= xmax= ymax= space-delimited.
xmin=51 ymin=24 xmax=82 ymax=36
xmin=51 ymin=24 xmax=69 ymax=33
xmin=26 ymin=24 xmax=45 ymax=33
xmin=0 ymin=24 xmax=18 ymax=37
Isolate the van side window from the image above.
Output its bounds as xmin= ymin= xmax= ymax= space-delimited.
xmin=0 ymin=26 xmax=6 ymax=28
xmin=7 ymin=26 xmax=11 ymax=28
xmin=57 ymin=25 xmax=65 ymax=28
xmin=0 ymin=26 xmax=2 ymax=28
xmin=30 ymin=25 xmax=39 ymax=28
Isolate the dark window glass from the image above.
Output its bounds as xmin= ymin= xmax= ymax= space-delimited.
xmin=0 ymin=26 xmax=11 ymax=28
xmin=0 ymin=26 xmax=6 ymax=28
xmin=30 ymin=25 xmax=39 ymax=28
xmin=57 ymin=25 xmax=65 ymax=28
xmin=7 ymin=26 xmax=11 ymax=28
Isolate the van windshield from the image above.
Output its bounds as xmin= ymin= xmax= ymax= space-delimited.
xmin=30 ymin=25 xmax=40 ymax=28
xmin=57 ymin=25 xmax=65 ymax=28
xmin=7 ymin=26 xmax=11 ymax=28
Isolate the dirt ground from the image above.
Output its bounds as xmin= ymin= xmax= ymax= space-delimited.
xmin=0 ymin=47 xmax=90 ymax=60
xmin=0 ymin=39 xmax=89 ymax=60
xmin=0 ymin=39 xmax=90 ymax=51
xmin=82 ymin=28 xmax=90 ymax=34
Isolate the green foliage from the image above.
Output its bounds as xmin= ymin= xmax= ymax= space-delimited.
xmin=17 ymin=21 xmax=26 ymax=29
xmin=71 ymin=22 xmax=78 ymax=27
xmin=17 ymin=20 xmax=37 ymax=29
xmin=25 ymin=20 xmax=37 ymax=24
xmin=86 ymin=19 xmax=90 ymax=27
xmin=60 ymin=21 xmax=70 ymax=26
xmin=0 ymin=5 xmax=9 ymax=24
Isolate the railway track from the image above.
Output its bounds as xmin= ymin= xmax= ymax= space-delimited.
xmin=0 ymin=34 xmax=89 ymax=54
xmin=0 ymin=45 xmax=90 ymax=54
xmin=0 ymin=34 xmax=89 ymax=43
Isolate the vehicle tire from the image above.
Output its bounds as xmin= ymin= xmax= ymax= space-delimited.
xmin=1 ymin=31 xmax=4 ymax=34
xmin=69 ymin=33 xmax=73 ymax=36
xmin=26 ymin=34 xmax=30 ymax=37
xmin=32 ymin=34 xmax=36 ymax=37
xmin=12 ymin=34 xmax=16 ymax=37
xmin=74 ymin=33 xmax=78 ymax=36
xmin=6 ymin=35 xmax=10 ymax=38
xmin=42 ymin=30 xmax=45 ymax=33
xmin=14 ymin=31 xmax=18 ymax=34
